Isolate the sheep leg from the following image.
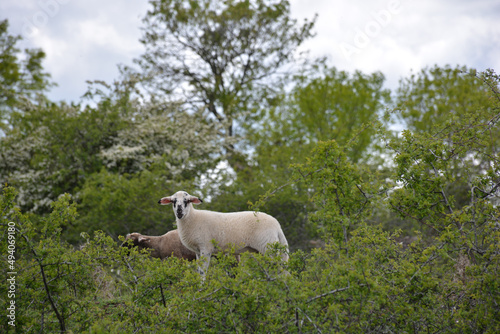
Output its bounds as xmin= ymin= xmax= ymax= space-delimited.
xmin=196 ymin=252 xmax=211 ymax=276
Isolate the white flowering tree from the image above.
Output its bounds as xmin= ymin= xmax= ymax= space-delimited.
xmin=0 ymin=75 xmax=225 ymax=240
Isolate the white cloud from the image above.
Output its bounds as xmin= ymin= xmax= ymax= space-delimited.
xmin=1 ymin=0 xmax=149 ymax=102
xmin=290 ymin=0 xmax=500 ymax=91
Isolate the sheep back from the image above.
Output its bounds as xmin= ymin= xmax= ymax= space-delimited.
xmin=178 ymin=209 xmax=288 ymax=256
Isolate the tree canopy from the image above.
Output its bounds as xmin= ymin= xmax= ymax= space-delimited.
xmin=135 ymin=0 xmax=316 ymax=143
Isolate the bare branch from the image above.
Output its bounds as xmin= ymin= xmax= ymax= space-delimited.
xmin=307 ymin=284 xmax=351 ymax=304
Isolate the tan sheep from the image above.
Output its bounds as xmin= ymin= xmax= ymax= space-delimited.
xmin=123 ymin=229 xmax=196 ymax=261
xmin=158 ymin=191 xmax=289 ymax=275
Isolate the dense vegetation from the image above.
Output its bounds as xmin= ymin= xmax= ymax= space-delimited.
xmin=1 ymin=1 xmax=499 ymax=332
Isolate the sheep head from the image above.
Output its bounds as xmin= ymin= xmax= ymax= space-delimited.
xmin=158 ymin=191 xmax=203 ymax=219
xmin=123 ymin=233 xmax=149 ymax=247
xmin=123 ymin=233 xmax=159 ymax=257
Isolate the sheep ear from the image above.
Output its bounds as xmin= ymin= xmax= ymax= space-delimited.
xmin=190 ymin=196 xmax=203 ymax=205
xmin=158 ymin=197 xmax=172 ymax=205
xmin=138 ymin=236 xmax=149 ymax=243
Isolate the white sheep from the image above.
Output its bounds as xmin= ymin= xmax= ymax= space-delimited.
xmin=158 ymin=191 xmax=289 ymax=275
xmin=123 ymin=229 xmax=196 ymax=261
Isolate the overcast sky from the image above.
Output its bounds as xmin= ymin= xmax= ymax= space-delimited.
xmin=1 ymin=0 xmax=499 ymax=103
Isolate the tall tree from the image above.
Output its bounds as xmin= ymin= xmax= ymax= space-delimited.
xmin=248 ymin=63 xmax=391 ymax=165
xmin=287 ymin=64 xmax=390 ymax=162
xmin=135 ymin=0 xmax=316 ymax=144
xmin=396 ymin=65 xmax=493 ymax=134
xmin=0 ymin=19 xmax=53 ymax=131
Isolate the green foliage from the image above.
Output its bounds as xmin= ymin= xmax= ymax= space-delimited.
xmin=394 ymin=65 xmax=499 ymax=208
xmin=3 ymin=183 xmax=498 ymax=332
xmin=0 ymin=20 xmax=53 ymax=131
xmin=244 ymin=63 xmax=390 ymax=186
xmin=292 ymin=140 xmax=382 ymax=243
xmin=388 ymin=69 xmax=500 ymax=225
xmin=75 ymin=169 xmax=177 ymax=242
xmin=396 ymin=65 xmax=492 ymax=133
xmin=382 ymin=69 xmax=500 ymax=331
xmin=286 ymin=63 xmax=390 ymax=162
